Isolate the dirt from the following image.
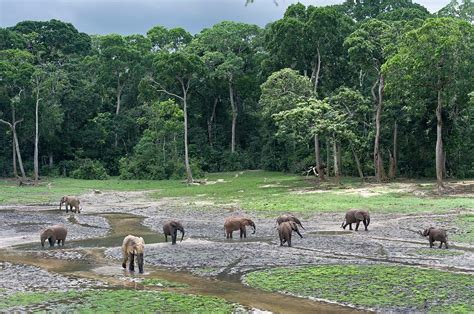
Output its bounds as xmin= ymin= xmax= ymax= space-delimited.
xmin=0 ymin=190 xmax=473 ymax=313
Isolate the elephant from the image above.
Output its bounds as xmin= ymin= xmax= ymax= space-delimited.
xmin=59 ymin=196 xmax=81 ymax=213
xmin=163 ymin=220 xmax=185 ymax=245
xmin=224 ymin=217 xmax=256 ymax=239
xmin=122 ymin=235 xmax=145 ymax=273
xmin=421 ymin=227 xmax=448 ymax=249
xmin=278 ymin=221 xmax=303 ymax=247
xmin=40 ymin=225 xmax=67 ymax=247
xmin=341 ymin=210 xmax=370 ymax=231
xmin=276 ymin=214 xmax=305 ymax=230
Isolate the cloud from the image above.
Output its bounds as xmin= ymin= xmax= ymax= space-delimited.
xmin=0 ymin=0 xmax=449 ymax=35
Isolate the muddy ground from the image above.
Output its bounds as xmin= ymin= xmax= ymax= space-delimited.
xmin=0 ymin=190 xmax=473 ymax=312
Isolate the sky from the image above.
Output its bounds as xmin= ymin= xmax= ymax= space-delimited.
xmin=0 ymin=0 xmax=450 ymax=35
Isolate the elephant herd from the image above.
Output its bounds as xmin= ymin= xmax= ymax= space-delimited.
xmin=38 ymin=196 xmax=449 ymax=274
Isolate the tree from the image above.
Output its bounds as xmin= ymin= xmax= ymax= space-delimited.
xmin=384 ymin=18 xmax=474 ymax=191
xmin=437 ymin=0 xmax=473 ymax=23
xmin=0 ymin=49 xmax=34 ymax=179
xmin=345 ymin=19 xmax=393 ymax=182
xmin=192 ymin=21 xmax=261 ymax=153
xmin=145 ymin=52 xmax=204 ymax=182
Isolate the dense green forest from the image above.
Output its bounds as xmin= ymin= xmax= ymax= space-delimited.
xmin=1 ymin=0 xmax=473 ymax=189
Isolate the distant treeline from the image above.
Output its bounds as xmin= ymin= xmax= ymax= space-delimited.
xmin=0 ymin=0 xmax=473 ymax=189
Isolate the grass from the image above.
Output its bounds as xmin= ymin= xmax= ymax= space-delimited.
xmin=244 ymin=265 xmax=474 ymax=312
xmin=0 ymin=289 xmax=234 ymax=313
xmin=1 ymin=171 xmax=473 ymax=214
xmin=410 ymin=248 xmax=464 ymax=257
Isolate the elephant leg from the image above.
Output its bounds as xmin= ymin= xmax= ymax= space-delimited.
xmin=122 ymin=253 xmax=128 ymax=269
xmin=355 ymin=221 xmax=361 ymax=231
xmin=349 ymin=223 xmax=353 ymax=231
xmin=65 ymin=204 xmax=68 ymax=213
xmin=288 ymin=234 xmax=292 ymax=247
xmin=445 ymin=241 xmax=448 ymax=249
xmin=243 ymin=228 xmax=247 ymax=238
xmin=363 ymin=220 xmax=368 ymax=231
xmin=429 ymin=240 xmax=434 ymax=248
xmin=240 ymin=228 xmax=244 ymax=239
xmin=342 ymin=223 xmax=346 ymax=230
xmin=229 ymin=232 xmax=233 ymax=239
xmin=129 ymin=253 xmax=135 ymax=272
xmin=439 ymin=242 xmax=442 ymax=249
xmin=172 ymin=230 xmax=177 ymax=245
xmin=164 ymin=234 xmax=168 ymax=242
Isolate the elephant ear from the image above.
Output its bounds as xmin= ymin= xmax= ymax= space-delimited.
xmin=354 ymin=211 xmax=365 ymax=221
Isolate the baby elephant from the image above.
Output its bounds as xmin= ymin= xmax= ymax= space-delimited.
xmin=422 ymin=227 xmax=448 ymax=249
xmin=224 ymin=217 xmax=256 ymax=239
xmin=341 ymin=209 xmax=370 ymax=231
xmin=122 ymin=235 xmax=145 ymax=273
xmin=59 ymin=195 xmax=81 ymax=213
xmin=276 ymin=214 xmax=305 ymax=230
xmin=163 ymin=220 xmax=185 ymax=245
xmin=278 ymin=221 xmax=303 ymax=247
xmin=40 ymin=225 xmax=67 ymax=247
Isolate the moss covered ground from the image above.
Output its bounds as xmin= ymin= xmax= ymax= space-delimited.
xmin=244 ymin=265 xmax=474 ymax=312
xmin=0 ymin=289 xmax=234 ymax=313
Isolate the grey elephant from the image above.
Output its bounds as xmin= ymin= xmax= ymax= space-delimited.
xmin=40 ymin=225 xmax=67 ymax=247
xmin=224 ymin=217 xmax=256 ymax=239
xmin=163 ymin=220 xmax=185 ymax=245
xmin=276 ymin=214 xmax=305 ymax=230
xmin=421 ymin=227 xmax=448 ymax=249
xmin=59 ymin=195 xmax=81 ymax=213
xmin=341 ymin=209 xmax=370 ymax=231
xmin=278 ymin=221 xmax=303 ymax=247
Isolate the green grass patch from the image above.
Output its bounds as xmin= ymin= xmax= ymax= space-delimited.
xmin=141 ymin=278 xmax=189 ymax=288
xmin=451 ymin=214 xmax=474 ymax=244
xmin=1 ymin=171 xmax=473 ymax=214
xmin=244 ymin=265 xmax=474 ymax=311
xmin=0 ymin=289 xmax=234 ymax=313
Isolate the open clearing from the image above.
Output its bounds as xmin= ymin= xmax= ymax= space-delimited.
xmin=0 ymin=171 xmax=473 ymax=312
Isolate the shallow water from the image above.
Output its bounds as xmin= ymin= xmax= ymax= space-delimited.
xmin=0 ymin=211 xmax=361 ymax=313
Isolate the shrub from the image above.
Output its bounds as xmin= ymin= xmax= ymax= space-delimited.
xmin=70 ymin=159 xmax=109 ymax=180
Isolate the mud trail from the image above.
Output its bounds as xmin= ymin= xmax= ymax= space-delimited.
xmin=1 ymin=190 xmax=473 ymax=313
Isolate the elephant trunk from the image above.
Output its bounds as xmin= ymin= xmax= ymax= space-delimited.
xmin=179 ymin=228 xmax=185 ymax=242
xmin=298 ymin=222 xmax=305 ymax=230
xmin=41 ymin=236 xmax=46 ymax=247
xmin=59 ymin=201 xmax=62 ymax=210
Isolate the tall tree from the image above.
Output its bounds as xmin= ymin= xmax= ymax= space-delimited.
xmin=384 ymin=18 xmax=473 ymax=191
xmin=345 ymin=19 xmax=392 ymax=182
xmin=145 ymin=52 xmax=204 ymax=183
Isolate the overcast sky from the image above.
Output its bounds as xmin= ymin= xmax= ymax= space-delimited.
xmin=0 ymin=0 xmax=449 ymax=35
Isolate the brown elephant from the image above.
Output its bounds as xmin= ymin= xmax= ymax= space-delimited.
xmin=421 ymin=227 xmax=448 ymax=249
xmin=59 ymin=196 xmax=81 ymax=213
xmin=122 ymin=235 xmax=145 ymax=273
xmin=341 ymin=210 xmax=370 ymax=231
xmin=163 ymin=220 xmax=185 ymax=245
xmin=40 ymin=225 xmax=67 ymax=247
xmin=276 ymin=214 xmax=305 ymax=230
xmin=224 ymin=217 xmax=256 ymax=239
xmin=278 ymin=221 xmax=303 ymax=247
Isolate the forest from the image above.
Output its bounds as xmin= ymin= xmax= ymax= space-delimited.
xmin=1 ymin=0 xmax=473 ymax=190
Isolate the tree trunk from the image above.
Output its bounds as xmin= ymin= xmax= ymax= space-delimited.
xmin=116 ymin=78 xmax=124 ymax=115
xmin=11 ymin=110 xmax=17 ymax=177
xmin=436 ymin=88 xmax=444 ymax=191
xmin=183 ymin=90 xmax=193 ymax=183
xmin=333 ymin=134 xmax=340 ymax=184
xmin=352 ymin=146 xmax=364 ymax=179
xmin=48 ymin=152 xmax=53 ymax=168
xmin=314 ymin=134 xmax=325 ymax=180
xmin=207 ymin=97 xmax=218 ymax=147
xmin=13 ymin=126 xmax=26 ymax=179
xmin=337 ymin=142 xmax=342 ymax=176
xmin=312 ymin=47 xmax=321 ymax=95
xmin=326 ymin=140 xmax=331 ymax=178
xmin=34 ymin=88 xmax=40 ymax=184
xmin=374 ymin=74 xmax=384 ymax=182
xmin=229 ymin=81 xmax=237 ymax=153
xmin=388 ymin=121 xmax=397 ymax=179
